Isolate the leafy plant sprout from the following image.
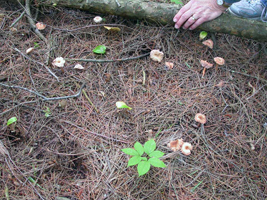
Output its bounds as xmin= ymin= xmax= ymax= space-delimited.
xmin=122 ymin=139 xmax=166 ymax=176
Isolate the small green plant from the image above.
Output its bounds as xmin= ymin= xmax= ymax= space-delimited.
xmin=116 ymin=101 xmax=132 ymax=110
xmin=43 ymin=106 xmax=51 ymax=117
xmin=122 ymin=139 xmax=166 ymax=176
xmin=171 ymin=0 xmax=183 ymax=5
xmin=199 ymin=31 xmax=208 ymax=40
xmin=7 ymin=117 xmax=17 ymax=126
xmin=93 ymin=45 xmax=106 ymax=54
xmin=34 ymin=42 xmax=40 ymax=48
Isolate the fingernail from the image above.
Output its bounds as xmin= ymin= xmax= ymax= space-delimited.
xmin=173 ymin=18 xmax=177 ymax=22
xmin=175 ymin=24 xmax=179 ymax=29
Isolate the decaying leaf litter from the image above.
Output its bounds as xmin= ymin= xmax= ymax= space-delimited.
xmin=0 ymin=1 xmax=266 ymax=199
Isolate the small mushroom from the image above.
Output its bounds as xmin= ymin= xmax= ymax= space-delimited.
xmin=165 ymin=62 xmax=174 ymax=70
xmin=35 ymin=22 xmax=46 ymax=30
xmin=200 ymin=60 xmax=213 ymax=77
xmin=93 ymin=16 xmax=103 ymax=23
xmin=26 ymin=47 xmax=34 ymax=54
xmin=74 ymin=64 xmax=84 ymax=70
xmin=52 ymin=57 xmax=65 ymax=72
xmin=167 ymin=139 xmax=184 ymax=151
xmin=214 ymin=57 xmax=225 ymax=71
xmin=181 ymin=142 xmax=193 ymax=155
xmin=150 ymin=50 xmax=164 ymax=63
xmin=202 ymin=39 xmax=213 ymax=49
xmin=195 ymin=113 xmax=207 ymax=124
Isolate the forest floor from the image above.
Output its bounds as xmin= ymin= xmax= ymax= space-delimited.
xmin=0 ymin=1 xmax=266 ymax=199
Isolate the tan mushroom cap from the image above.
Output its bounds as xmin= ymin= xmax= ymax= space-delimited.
xmin=195 ymin=113 xmax=207 ymax=124
xmin=214 ymin=57 xmax=225 ymax=65
xmin=167 ymin=139 xmax=184 ymax=152
xmin=202 ymin=39 xmax=213 ymax=49
xmin=35 ymin=22 xmax=46 ymax=30
xmin=181 ymin=142 xmax=193 ymax=156
xmin=200 ymin=60 xmax=213 ymax=69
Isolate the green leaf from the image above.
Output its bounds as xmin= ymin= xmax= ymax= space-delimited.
xmin=137 ymin=161 xmax=151 ymax=176
xmin=7 ymin=117 xmax=17 ymax=126
xmin=199 ymin=31 xmax=208 ymax=40
xmin=149 ymin=150 xmax=164 ymax=158
xmin=140 ymin=157 xmax=147 ymax=161
xmin=116 ymin=101 xmax=132 ymax=110
xmin=93 ymin=45 xmax=106 ymax=54
xmin=148 ymin=157 xmax=166 ymax=168
xmin=144 ymin=139 xmax=156 ymax=155
xmin=43 ymin=107 xmax=51 ymax=117
xmin=127 ymin=156 xmax=141 ymax=167
xmin=134 ymin=142 xmax=144 ymax=156
xmin=171 ymin=0 xmax=183 ymax=5
xmin=121 ymin=148 xmax=139 ymax=156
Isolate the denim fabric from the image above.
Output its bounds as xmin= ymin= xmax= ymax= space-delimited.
xmin=225 ymin=0 xmax=267 ymax=6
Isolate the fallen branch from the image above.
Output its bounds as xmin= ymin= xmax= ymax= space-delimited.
xmin=13 ymin=47 xmax=59 ymax=82
xmin=0 ymin=82 xmax=86 ymax=101
xmin=66 ymin=52 xmax=150 ymax=63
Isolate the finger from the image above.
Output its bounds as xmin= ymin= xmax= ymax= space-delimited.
xmin=183 ymin=16 xmax=199 ymax=29
xmin=174 ymin=9 xmax=195 ymax=29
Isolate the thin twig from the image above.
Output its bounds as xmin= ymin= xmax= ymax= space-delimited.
xmin=82 ymin=89 xmax=99 ymax=113
xmin=66 ymin=52 xmax=150 ymax=63
xmin=13 ymin=47 xmax=59 ymax=82
xmin=0 ymin=82 xmax=86 ymax=101
xmin=25 ymin=0 xmax=47 ymax=43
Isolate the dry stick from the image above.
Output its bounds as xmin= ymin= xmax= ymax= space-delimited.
xmin=13 ymin=47 xmax=59 ymax=81
xmin=82 ymin=89 xmax=99 ymax=113
xmin=66 ymin=52 xmax=150 ymax=63
xmin=25 ymin=0 xmax=47 ymax=43
xmin=60 ymin=120 xmax=130 ymax=144
xmin=0 ymin=82 xmax=86 ymax=101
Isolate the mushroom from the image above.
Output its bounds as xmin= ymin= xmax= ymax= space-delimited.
xmin=181 ymin=142 xmax=193 ymax=155
xmin=26 ymin=47 xmax=34 ymax=54
xmin=52 ymin=57 xmax=65 ymax=72
xmin=202 ymin=39 xmax=213 ymax=49
xmin=167 ymin=139 xmax=184 ymax=152
xmin=35 ymin=22 xmax=46 ymax=30
xmin=200 ymin=60 xmax=213 ymax=77
xmin=165 ymin=62 xmax=174 ymax=70
xmin=74 ymin=64 xmax=84 ymax=70
xmin=195 ymin=113 xmax=207 ymax=124
xmin=214 ymin=57 xmax=225 ymax=71
xmin=93 ymin=16 xmax=103 ymax=23
xmin=150 ymin=50 xmax=164 ymax=63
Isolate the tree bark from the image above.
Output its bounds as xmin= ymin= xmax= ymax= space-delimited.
xmin=37 ymin=0 xmax=267 ymax=41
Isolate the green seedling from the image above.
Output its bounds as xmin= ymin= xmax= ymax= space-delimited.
xmin=171 ymin=0 xmax=183 ymax=5
xmin=34 ymin=42 xmax=40 ymax=48
xmin=43 ymin=106 xmax=51 ymax=117
xmin=116 ymin=101 xmax=132 ymax=110
xmin=7 ymin=117 xmax=17 ymax=126
xmin=199 ymin=31 xmax=208 ymax=40
xmin=122 ymin=139 xmax=166 ymax=176
xmin=93 ymin=45 xmax=106 ymax=54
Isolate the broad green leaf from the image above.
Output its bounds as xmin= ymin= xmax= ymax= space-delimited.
xmin=199 ymin=31 xmax=208 ymax=40
xmin=7 ymin=117 xmax=17 ymax=126
xmin=140 ymin=157 xmax=147 ymax=161
xmin=149 ymin=150 xmax=164 ymax=158
xmin=93 ymin=45 xmax=106 ymax=54
xmin=144 ymin=139 xmax=156 ymax=155
xmin=148 ymin=157 xmax=166 ymax=168
xmin=121 ymin=148 xmax=139 ymax=156
xmin=127 ymin=156 xmax=141 ymax=167
xmin=116 ymin=101 xmax=132 ymax=110
xmin=134 ymin=142 xmax=144 ymax=156
xmin=171 ymin=0 xmax=183 ymax=5
xmin=137 ymin=161 xmax=151 ymax=176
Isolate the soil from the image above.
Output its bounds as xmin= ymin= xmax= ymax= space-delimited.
xmin=0 ymin=1 xmax=266 ymax=199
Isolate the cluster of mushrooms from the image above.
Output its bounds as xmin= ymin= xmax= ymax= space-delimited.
xmin=167 ymin=113 xmax=206 ymax=156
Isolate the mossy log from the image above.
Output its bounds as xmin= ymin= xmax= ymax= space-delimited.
xmin=36 ymin=0 xmax=267 ymax=41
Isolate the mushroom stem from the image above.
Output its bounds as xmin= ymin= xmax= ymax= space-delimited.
xmin=60 ymin=68 xmax=65 ymax=73
xmin=215 ymin=63 xmax=218 ymax=71
xmin=202 ymin=68 xmax=206 ymax=78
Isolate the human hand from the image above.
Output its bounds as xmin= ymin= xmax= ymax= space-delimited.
xmin=173 ymin=0 xmax=227 ymax=30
